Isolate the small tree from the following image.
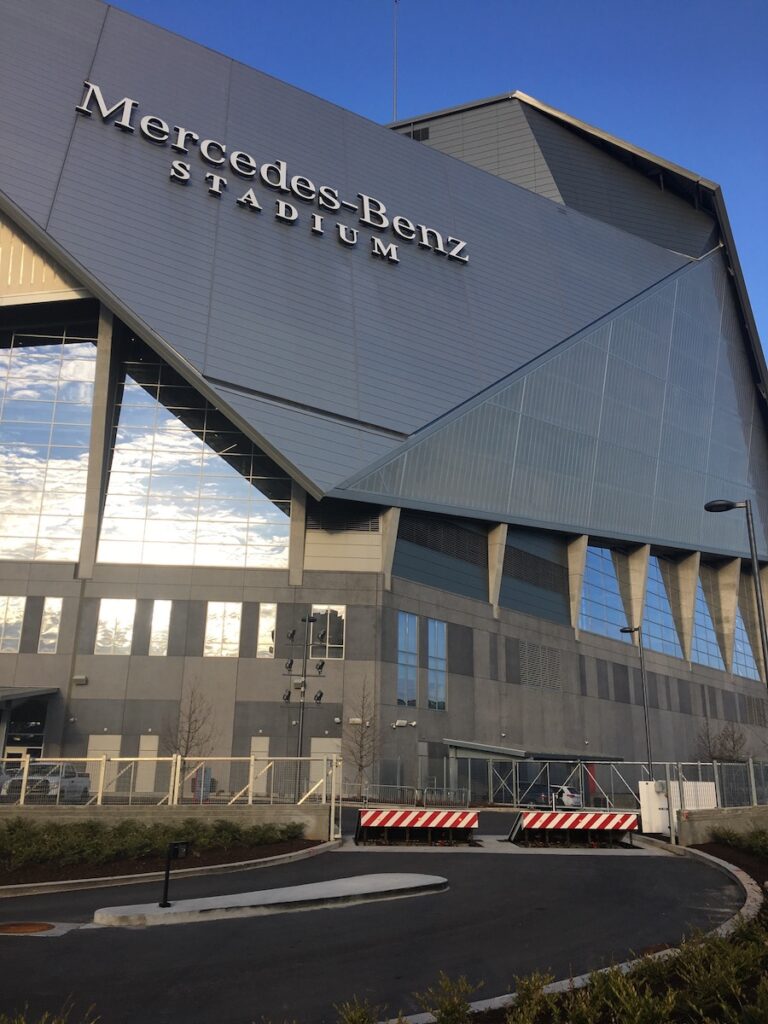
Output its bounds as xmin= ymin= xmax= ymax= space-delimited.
xmin=342 ymin=678 xmax=377 ymax=791
xmin=697 ymin=719 xmax=748 ymax=762
xmin=160 ymin=686 xmax=215 ymax=757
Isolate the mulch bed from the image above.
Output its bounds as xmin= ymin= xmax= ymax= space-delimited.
xmin=691 ymin=841 xmax=768 ymax=889
xmin=0 ymin=838 xmax=320 ymax=886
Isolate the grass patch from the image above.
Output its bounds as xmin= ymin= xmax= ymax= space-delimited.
xmin=0 ymin=817 xmax=304 ymax=873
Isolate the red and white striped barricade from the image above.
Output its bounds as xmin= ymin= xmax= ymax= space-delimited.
xmin=354 ymin=807 xmax=479 ymax=845
xmin=514 ymin=809 xmax=639 ymax=844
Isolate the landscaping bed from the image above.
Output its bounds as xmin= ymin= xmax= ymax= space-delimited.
xmin=0 ymin=818 xmax=315 ymax=885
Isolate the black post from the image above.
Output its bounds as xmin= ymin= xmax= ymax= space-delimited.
xmin=159 ymin=845 xmax=172 ymax=907
xmin=745 ymin=500 xmax=768 ymax=686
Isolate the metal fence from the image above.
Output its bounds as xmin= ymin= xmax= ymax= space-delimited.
xmin=340 ymin=781 xmax=469 ymax=807
xmin=0 ymin=754 xmax=342 ymax=812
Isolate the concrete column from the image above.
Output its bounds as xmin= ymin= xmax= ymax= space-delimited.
xmin=487 ymin=523 xmax=508 ymax=619
xmin=660 ymin=551 xmax=700 ymax=662
xmin=288 ymin=482 xmax=306 ymax=586
xmin=77 ymin=306 xmax=114 ymax=579
xmin=613 ymin=544 xmax=650 ymax=641
xmin=380 ymin=507 xmax=401 ymax=591
xmin=567 ymin=535 xmax=588 ymax=635
xmin=701 ymin=559 xmax=741 ymax=673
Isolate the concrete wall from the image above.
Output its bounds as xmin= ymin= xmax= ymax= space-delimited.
xmin=0 ymin=804 xmax=330 ymax=840
xmin=677 ymin=805 xmax=768 ymax=847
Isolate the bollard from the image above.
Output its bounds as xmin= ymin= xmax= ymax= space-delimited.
xmin=159 ymin=840 xmax=191 ymax=908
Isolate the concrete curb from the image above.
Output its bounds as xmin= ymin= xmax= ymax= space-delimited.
xmin=0 ymin=839 xmax=342 ymax=899
xmin=93 ymin=873 xmax=448 ymax=927
xmin=387 ymin=839 xmax=764 ymax=1023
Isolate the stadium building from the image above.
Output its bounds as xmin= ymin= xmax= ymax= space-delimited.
xmin=0 ymin=0 xmax=767 ymax=790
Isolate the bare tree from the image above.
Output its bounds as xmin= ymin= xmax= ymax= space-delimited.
xmin=342 ymin=678 xmax=377 ymax=790
xmin=697 ymin=719 xmax=748 ymax=762
xmin=160 ymin=687 xmax=216 ymax=757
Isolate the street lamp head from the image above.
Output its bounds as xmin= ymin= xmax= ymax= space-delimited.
xmin=704 ymin=499 xmax=746 ymax=513
xmin=619 ymin=626 xmax=638 ymax=634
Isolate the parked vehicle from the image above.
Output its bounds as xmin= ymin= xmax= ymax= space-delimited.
xmin=0 ymin=762 xmax=90 ymax=803
xmin=520 ymin=784 xmax=582 ymax=808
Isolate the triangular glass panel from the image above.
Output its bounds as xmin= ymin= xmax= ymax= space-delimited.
xmin=691 ymin=579 xmax=725 ymax=671
xmin=733 ymin=606 xmax=760 ymax=680
xmin=578 ymin=546 xmax=630 ymax=641
xmin=643 ymin=556 xmax=683 ymax=658
xmin=98 ymin=350 xmax=291 ymax=568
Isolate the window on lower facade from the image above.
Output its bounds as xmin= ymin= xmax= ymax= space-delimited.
xmin=148 ymin=600 xmax=172 ymax=656
xmin=37 ymin=597 xmax=63 ymax=654
xmin=95 ymin=598 xmax=136 ymax=655
xmin=427 ymin=618 xmax=447 ymax=710
xmin=256 ymin=603 xmax=276 ymax=658
xmin=578 ymin=546 xmax=630 ymax=642
xmin=0 ymin=596 xmax=25 ymax=653
xmin=204 ymin=601 xmax=242 ymax=657
xmin=310 ymin=605 xmax=345 ymax=659
xmin=397 ymin=610 xmax=418 ymax=707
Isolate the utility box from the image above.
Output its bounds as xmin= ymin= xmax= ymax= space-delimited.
xmin=639 ymin=780 xmax=670 ymax=835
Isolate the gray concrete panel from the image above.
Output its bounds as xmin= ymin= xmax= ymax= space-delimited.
xmin=76 ymin=598 xmax=100 ymax=655
xmin=447 ymin=623 xmax=474 ymax=677
xmin=131 ymin=599 xmax=153 ymax=657
xmin=19 ymin=596 xmax=43 ymax=654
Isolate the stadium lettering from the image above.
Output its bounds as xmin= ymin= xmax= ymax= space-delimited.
xmin=75 ymin=81 xmax=469 ymax=266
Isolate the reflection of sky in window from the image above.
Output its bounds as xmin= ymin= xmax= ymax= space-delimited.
xmin=204 ymin=601 xmax=241 ymax=657
xmin=310 ymin=605 xmax=345 ymax=659
xmin=691 ymin=578 xmax=725 ymax=670
xmin=95 ymin=598 xmax=135 ymax=655
xmin=38 ymin=596 xmax=62 ymax=654
xmin=148 ymin=600 xmax=172 ymax=656
xmin=733 ymin=606 xmax=760 ymax=680
xmin=256 ymin=603 xmax=276 ymax=658
xmin=0 ymin=335 xmax=96 ymax=561
xmin=643 ymin=556 xmax=683 ymax=658
xmin=427 ymin=618 xmax=446 ymax=710
xmin=578 ymin=547 xmax=630 ymax=641
xmin=397 ymin=610 xmax=418 ymax=707
xmin=98 ymin=361 xmax=290 ymax=567
xmin=0 ymin=595 xmax=25 ymax=653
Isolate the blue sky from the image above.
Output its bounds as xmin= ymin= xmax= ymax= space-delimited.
xmin=114 ymin=0 xmax=767 ymax=345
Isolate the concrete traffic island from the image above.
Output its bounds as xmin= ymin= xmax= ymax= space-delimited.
xmin=93 ymin=872 xmax=448 ymax=927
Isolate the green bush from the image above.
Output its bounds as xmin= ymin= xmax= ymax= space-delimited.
xmin=0 ymin=818 xmax=305 ymax=873
xmin=711 ymin=825 xmax=768 ymax=861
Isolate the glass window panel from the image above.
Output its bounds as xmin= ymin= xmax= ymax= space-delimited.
xmin=148 ymin=600 xmax=172 ymax=656
xmin=257 ymin=603 xmax=276 ymax=658
xmin=691 ymin=578 xmax=725 ymax=671
xmin=0 ymin=596 xmax=26 ymax=653
xmin=310 ymin=605 xmax=345 ymax=659
xmin=397 ymin=610 xmax=418 ymax=707
xmin=53 ymin=402 xmax=92 ymax=425
xmin=37 ymin=597 xmax=63 ymax=654
xmin=49 ymin=423 xmax=91 ymax=446
xmin=97 ymin=540 xmax=144 ymax=564
xmin=97 ymin=358 xmax=292 ymax=567
xmin=94 ymin=598 xmax=136 ymax=655
xmin=733 ymin=606 xmax=760 ymax=680
xmin=204 ymin=601 xmax=242 ymax=657
xmin=578 ymin=546 xmax=631 ymax=641
xmin=3 ymin=400 xmax=56 ymax=422
xmin=427 ymin=618 xmax=447 ymax=710
xmin=643 ymin=556 xmax=683 ymax=659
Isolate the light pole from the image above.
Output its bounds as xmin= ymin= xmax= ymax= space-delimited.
xmin=620 ymin=625 xmax=654 ymax=780
xmin=296 ymin=614 xmax=316 ymax=761
xmin=704 ymin=498 xmax=768 ymax=686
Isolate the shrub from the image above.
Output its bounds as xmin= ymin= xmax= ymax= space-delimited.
xmin=0 ymin=818 xmax=304 ymax=872
xmin=711 ymin=825 xmax=768 ymax=861
xmin=415 ymin=972 xmax=482 ymax=1024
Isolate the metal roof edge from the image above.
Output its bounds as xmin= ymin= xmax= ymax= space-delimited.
xmin=0 ymin=191 xmax=325 ymax=501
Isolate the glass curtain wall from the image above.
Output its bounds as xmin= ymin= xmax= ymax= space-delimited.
xmin=98 ymin=346 xmax=291 ymax=568
xmin=733 ymin=607 xmax=760 ymax=680
xmin=0 ymin=332 xmax=96 ymax=561
xmin=691 ymin=577 xmax=725 ymax=671
xmin=578 ymin=546 xmax=630 ymax=641
xmin=643 ymin=555 xmax=683 ymax=658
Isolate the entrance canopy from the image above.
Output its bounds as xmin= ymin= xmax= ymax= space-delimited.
xmin=0 ymin=687 xmax=59 ymax=707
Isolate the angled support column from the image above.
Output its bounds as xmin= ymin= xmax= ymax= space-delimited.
xmin=288 ymin=482 xmax=306 ymax=586
xmin=567 ymin=535 xmax=588 ymax=636
xmin=77 ymin=306 xmax=114 ymax=579
xmin=487 ymin=523 xmax=508 ymax=619
xmin=613 ymin=544 xmax=650 ymax=643
xmin=660 ymin=551 xmax=700 ymax=662
xmin=380 ymin=507 xmax=401 ymax=591
xmin=701 ymin=559 xmax=741 ymax=673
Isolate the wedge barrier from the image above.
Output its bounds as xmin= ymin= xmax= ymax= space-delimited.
xmin=509 ymin=809 xmax=639 ymax=846
xmin=354 ymin=807 xmax=479 ymax=845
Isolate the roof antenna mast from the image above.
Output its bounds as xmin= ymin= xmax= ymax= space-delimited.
xmin=392 ymin=0 xmax=399 ymax=121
